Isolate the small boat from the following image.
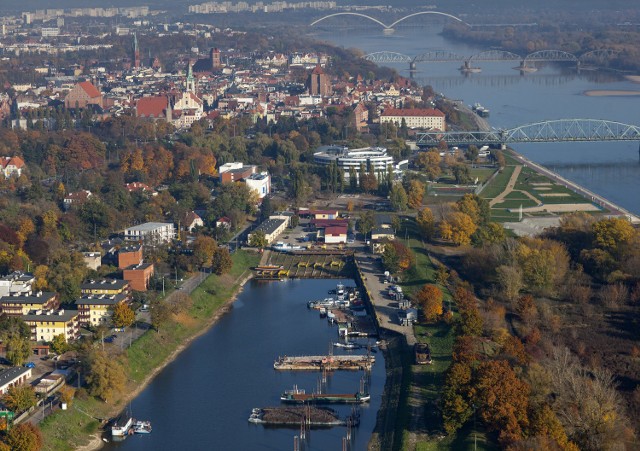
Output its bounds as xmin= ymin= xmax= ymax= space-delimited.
xmin=333 ymin=341 xmax=359 ymax=349
xmin=133 ymin=420 xmax=152 ymax=434
xmin=319 ymin=307 xmax=327 ymax=318
xmin=111 ymin=417 xmax=133 ymax=437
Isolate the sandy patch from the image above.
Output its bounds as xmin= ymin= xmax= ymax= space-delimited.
xmin=75 ymin=435 xmax=104 ymax=451
xmin=509 ymin=203 xmax=599 ymax=213
xmin=503 ymin=217 xmax=563 ymax=237
xmin=530 ymin=182 xmax=553 ymax=186
xmin=584 ymin=90 xmax=640 ymax=97
xmin=533 ymin=187 xmax=551 ymax=191
xmin=625 ymin=75 xmax=640 ymax=83
xmin=539 ymin=193 xmax=570 ymax=197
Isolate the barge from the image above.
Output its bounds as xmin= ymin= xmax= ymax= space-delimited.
xmin=274 ymin=354 xmax=375 ymax=371
xmin=248 ymin=406 xmax=359 ymax=427
xmin=280 ymin=386 xmax=370 ymax=404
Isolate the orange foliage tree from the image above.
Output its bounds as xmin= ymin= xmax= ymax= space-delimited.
xmin=416 ymin=284 xmax=443 ymax=321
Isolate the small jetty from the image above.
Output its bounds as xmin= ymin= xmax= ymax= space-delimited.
xmin=274 ymin=355 xmax=375 ymax=371
xmin=248 ymin=406 xmax=359 ymax=427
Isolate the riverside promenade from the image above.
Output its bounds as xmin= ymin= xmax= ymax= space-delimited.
xmin=354 ymin=252 xmax=417 ymax=346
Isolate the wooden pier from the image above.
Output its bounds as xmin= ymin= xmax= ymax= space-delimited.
xmin=274 ymin=354 xmax=375 ymax=371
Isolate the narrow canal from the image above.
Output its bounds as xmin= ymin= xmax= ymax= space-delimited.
xmin=104 ymin=278 xmax=385 ymax=451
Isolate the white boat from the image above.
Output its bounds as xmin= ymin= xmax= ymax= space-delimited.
xmin=319 ymin=307 xmax=327 ymax=318
xmin=111 ymin=417 xmax=133 ymax=437
xmin=333 ymin=342 xmax=360 ymax=350
xmin=133 ymin=420 xmax=152 ymax=434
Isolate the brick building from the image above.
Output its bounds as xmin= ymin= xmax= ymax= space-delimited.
xmin=118 ymin=245 xmax=143 ymax=269
xmin=123 ymin=263 xmax=154 ymax=291
xmin=307 ymin=65 xmax=332 ymax=97
xmin=64 ymin=81 xmax=103 ymax=109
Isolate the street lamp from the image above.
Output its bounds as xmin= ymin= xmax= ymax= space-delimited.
xmin=77 ymin=361 xmax=82 ymax=389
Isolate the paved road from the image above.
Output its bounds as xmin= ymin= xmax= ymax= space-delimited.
xmin=354 ymin=253 xmax=417 ymax=346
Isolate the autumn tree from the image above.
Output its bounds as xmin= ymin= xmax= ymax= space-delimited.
xmin=516 ymin=294 xmax=538 ymax=324
xmin=0 ymin=315 xmax=31 ymax=366
xmin=442 ymin=361 xmax=474 ymax=434
xmin=382 ymin=240 xmax=414 ymax=274
xmin=454 ymin=287 xmax=483 ymax=336
xmin=211 ymin=247 xmax=233 ymax=275
xmin=440 ymin=212 xmax=477 ymax=246
xmin=475 ymin=359 xmax=530 ymax=445
xmin=415 ymin=149 xmax=441 ymax=181
xmin=150 ymin=298 xmax=172 ymax=333
xmin=389 ymin=183 xmax=408 ymax=212
xmin=84 ymin=349 xmax=127 ymax=402
xmin=5 ymin=423 xmax=43 ymax=451
xmin=592 ymin=217 xmax=636 ymax=256
xmin=416 ymin=284 xmax=443 ymax=321
xmin=416 ymin=207 xmax=435 ymax=240
xmin=496 ymin=265 xmax=524 ymax=300
xmin=112 ymin=301 xmax=135 ymax=328
xmin=2 ymin=384 xmax=37 ymax=413
xmin=59 ymin=386 xmax=76 ymax=407
xmin=192 ymin=235 xmax=217 ymax=267
xmin=407 ymin=180 xmax=425 ymax=209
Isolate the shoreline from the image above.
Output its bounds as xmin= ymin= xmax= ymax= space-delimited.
xmin=584 ymin=89 xmax=640 ymax=96
xmin=77 ymin=270 xmax=254 ymax=451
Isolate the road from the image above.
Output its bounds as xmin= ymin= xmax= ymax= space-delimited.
xmin=354 ymin=252 xmax=417 ymax=346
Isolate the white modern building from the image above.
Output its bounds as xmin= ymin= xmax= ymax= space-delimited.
xmin=313 ymin=146 xmax=394 ymax=177
xmin=124 ymin=222 xmax=176 ymax=243
xmin=244 ymin=172 xmax=271 ymax=199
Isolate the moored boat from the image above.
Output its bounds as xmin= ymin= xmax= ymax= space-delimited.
xmin=281 ymin=391 xmax=370 ymax=404
xmin=111 ymin=417 xmax=133 ymax=437
xmin=133 ymin=420 xmax=152 ymax=434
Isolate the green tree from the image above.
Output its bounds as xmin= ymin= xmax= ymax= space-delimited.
xmin=381 ymin=241 xmax=400 ymax=273
xmin=2 ymin=385 xmax=37 ymax=413
xmin=50 ymin=334 xmax=69 ymax=355
xmin=150 ymin=298 xmax=172 ymax=333
xmin=84 ymin=349 xmax=127 ymax=402
xmin=211 ymin=247 xmax=233 ymax=275
xmin=357 ymin=211 xmax=375 ymax=239
xmin=112 ymin=301 xmax=135 ymax=328
xmin=248 ymin=230 xmax=267 ymax=248
xmin=451 ymin=164 xmax=472 ymax=184
xmin=5 ymin=423 xmax=43 ymax=451
xmin=389 ymin=183 xmax=408 ymax=211
xmin=0 ymin=316 xmax=31 ymax=366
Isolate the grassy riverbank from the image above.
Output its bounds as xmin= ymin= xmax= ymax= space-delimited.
xmin=40 ymin=250 xmax=259 ymax=451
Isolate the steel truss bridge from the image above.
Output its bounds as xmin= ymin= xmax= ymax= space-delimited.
xmin=364 ymin=49 xmax=618 ymax=70
xmin=309 ymin=11 xmax=466 ymax=30
xmin=415 ymin=119 xmax=640 ymax=147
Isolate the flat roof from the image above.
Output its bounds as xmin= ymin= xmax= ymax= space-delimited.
xmin=125 ymin=222 xmax=174 ymax=232
xmin=75 ymin=293 xmax=127 ymax=306
xmin=123 ymin=263 xmax=154 ymax=271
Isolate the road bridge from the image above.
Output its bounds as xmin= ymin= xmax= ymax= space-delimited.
xmin=415 ymin=119 xmax=640 ymax=147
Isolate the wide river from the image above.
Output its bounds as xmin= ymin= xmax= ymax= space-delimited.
xmin=105 ymin=279 xmax=385 ymax=451
xmin=312 ymin=27 xmax=640 ymax=215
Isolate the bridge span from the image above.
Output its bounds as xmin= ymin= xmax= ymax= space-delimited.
xmin=416 ymin=119 xmax=640 ymax=147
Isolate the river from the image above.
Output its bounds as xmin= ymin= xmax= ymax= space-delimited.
xmin=311 ymin=27 xmax=640 ymax=215
xmin=104 ymin=278 xmax=385 ymax=451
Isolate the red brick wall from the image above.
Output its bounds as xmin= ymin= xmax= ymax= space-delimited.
xmin=123 ymin=265 xmax=154 ymax=291
xmin=118 ymin=249 xmax=143 ymax=269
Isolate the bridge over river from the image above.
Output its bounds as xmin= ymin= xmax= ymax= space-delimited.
xmin=416 ymin=119 xmax=640 ymax=148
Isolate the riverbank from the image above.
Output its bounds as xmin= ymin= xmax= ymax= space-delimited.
xmin=40 ymin=251 xmax=260 ymax=451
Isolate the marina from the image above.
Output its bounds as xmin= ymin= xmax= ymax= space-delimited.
xmin=255 ymin=250 xmax=354 ymax=279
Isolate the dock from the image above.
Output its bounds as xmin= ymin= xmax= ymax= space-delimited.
xmin=254 ymin=251 xmax=355 ymax=279
xmin=274 ymin=354 xmax=375 ymax=371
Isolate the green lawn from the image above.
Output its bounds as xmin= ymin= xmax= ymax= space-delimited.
xmin=478 ymin=165 xmax=515 ymax=200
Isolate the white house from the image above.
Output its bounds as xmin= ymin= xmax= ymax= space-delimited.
xmin=124 ymin=222 xmax=176 ymax=243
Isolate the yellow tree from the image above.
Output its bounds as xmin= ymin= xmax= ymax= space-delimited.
xmin=112 ymin=302 xmax=135 ymax=328
xmin=40 ymin=210 xmax=58 ymax=238
xmin=592 ymin=217 xmax=636 ymax=255
xmin=33 ymin=265 xmax=49 ymax=291
xmin=407 ymin=180 xmax=425 ymax=209
xmin=85 ymin=349 xmax=127 ymax=403
xmin=416 ymin=284 xmax=443 ymax=321
xmin=16 ymin=218 xmax=35 ymax=247
xmin=440 ymin=212 xmax=477 ymax=246
xmin=129 ymin=148 xmax=145 ymax=173
xmin=6 ymin=423 xmax=43 ymax=451
xmin=416 ymin=207 xmax=435 ymax=240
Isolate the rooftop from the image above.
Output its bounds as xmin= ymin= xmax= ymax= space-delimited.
xmin=22 ymin=309 xmax=79 ymax=322
xmin=125 ymin=222 xmax=174 ymax=232
xmin=80 ymin=279 xmax=129 ymax=290
xmin=253 ymin=218 xmax=287 ymax=236
xmin=75 ymin=293 xmax=127 ymax=306
xmin=0 ymin=367 xmax=31 ymax=387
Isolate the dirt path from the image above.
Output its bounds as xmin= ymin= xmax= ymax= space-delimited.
xmin=489 ymin=165 xmax=522 ymax=207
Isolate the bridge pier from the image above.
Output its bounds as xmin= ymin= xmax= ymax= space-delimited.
xmin=383 ymin=28 xmax=395 ymax=35
xmin=409 ymin=61 xmax=417 ymax=78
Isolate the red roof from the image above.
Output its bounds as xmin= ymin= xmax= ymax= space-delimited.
xmin=310 ymin=210 xmax=339 ymax=216
xmin=1 ymin=156 xmax=25 ymax=169
xmin=136 ymin=96 xmax=168 ymax=118
xmin=325 ymin=226 xmax=347 ymax=236
xmin=78 ymin=81 xmax=101 ymax=98
xmin=311 ymin=65 xmax=324 ymax=75
xmin=381 ymin=108 xmax=445 ymax=118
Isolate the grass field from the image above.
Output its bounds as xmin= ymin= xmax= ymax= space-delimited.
xmin=478 ymin=166 xmax=515 ymax=200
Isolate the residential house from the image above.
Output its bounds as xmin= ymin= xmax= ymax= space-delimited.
xmin=219 ymin=162 xmax=257 ymax=184
xmin=0 ymin=156 xmax=26 ymax=178
xmin=0 ymin=291 xmax=59 ymax=316
xmin=0 ymin=271 xmax=35 ymax=297
xmin=63 ymin=190 xmax=92 ymax=209
xmin=22 ymin=309 xmax=80 ymax=343
xmin=215 ymin=216 xmax=231 ymax=229
xmin=125 ymin=182 xmax=158 ymax=197
xmin=82 ymin=252 xmax=102 ymax=271
xmin=124 ymin=222 xmax=176 ymax=244
xmin=371 ymin=214 xmax=396 ymax=253
xmin=184 ymin=211 xmax=204 ymax=233
xmin=80 ymin=279 xmax=130 ymax=296
xmin=122 ymin=263 xmax=154 ymax=291
xmin=75 ymin=293 xmax=129 ymax=326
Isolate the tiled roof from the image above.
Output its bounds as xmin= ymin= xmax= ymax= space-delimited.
xmin=381 ymin=108 xmax=445 ymax=117
xmin=79 ymin=81 xmax=101 ymax=98
xmin=136 ymin=96 xmax=168 ymax=117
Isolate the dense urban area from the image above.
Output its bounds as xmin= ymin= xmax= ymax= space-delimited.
xmin=0 ymin=1 xmax=638 ymax=451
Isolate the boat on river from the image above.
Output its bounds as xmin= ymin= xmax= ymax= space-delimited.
xmin=111 ymin=417 xmax=133 ymax=437
xmin=333 ymin=341 xmax=360 ymax=349
xmin=133 ymin=420 xmax=152 ymax=434
xmin=280 ymin=386 xmax=370 ymax=404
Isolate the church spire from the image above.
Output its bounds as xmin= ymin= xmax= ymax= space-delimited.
xmin=133 ymin=32 xmax=140 ymax=69
xmin=186 ymin=62 xmax=195 ymax=93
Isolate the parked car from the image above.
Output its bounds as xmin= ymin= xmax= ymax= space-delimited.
xmin=104 ymin=335 xmax=117 ymax=343
xmin=23 ymin=362 xmax=35 ymax=368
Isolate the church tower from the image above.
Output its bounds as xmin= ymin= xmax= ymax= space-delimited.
xmin=210 ymin=47 xmax=221 ymax=70
xmin=186 ymin=62 xmax=196 ymax=93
